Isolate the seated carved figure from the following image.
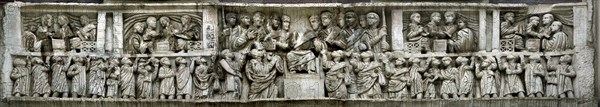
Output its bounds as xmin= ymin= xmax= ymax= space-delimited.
xmin=500 ymin=12 xmax=524 ymax=52
xmin=287 ymin=15 xmax=321 ymax=74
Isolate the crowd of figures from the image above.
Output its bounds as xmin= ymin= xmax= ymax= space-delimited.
xmin=500 ymin=12 xmax=570 ymax=52
xmin=11 ymin=56 xmax=215 ymax=99
xmin=10 ymin=10 xmax=576 ymax=100
xmin=125 ymin=14 xmax=203 ymax=54
xmin=22 ymin=14 xmax=98 ymax=52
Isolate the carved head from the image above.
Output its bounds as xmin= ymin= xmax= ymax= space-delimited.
xmin=409 ymin=57 xmax=420 ymax=65
xmin=13 ymin=58 xmax=26 ymax=66
xmin=320 ymin=11 xmax=333 ymax=27
xmin=160 ymin=57 xmax=170 ymax=65
xmin=52 ymin=56 xmax=63 ymax=63
xmin=331 ymin=50 xmax=344 ymax=62
xmin=506 ymin=55 xmax=516 ymax=62
xmin=345 ymin=11 xmax=358 ymax=28
xmin=226 ymin=13 xmax=237 ymax=27
xmin=250 ymin=49 xmax=264 ymax=59
xmin=559 ymin=55 xmax=571 ymax=64
xmin=80 ymin=15 xmax=90 ymax=25
xmin=359 ymin=14 xmax=367 ymax=28
xmin=221 ymin=49 xmax=233 ymax=60
xmin=529 ymin=55 xmax=541 ymax=63
xmin=240 ymin=13 xmax=252 ymax=27
xmin=109 ymin=58 xmax=120 ymax=66
xmin=360 ymin=51 xmax=373 ymax=62
xmin=146 ymin=17 xmax=157 ymax=28
xmin=176 ymin=57 xmax=187 ymax=64
xmin=395 ymin=57 xmax=406 ymax=66
xmin=410 ymin=13 xmax=421 ymax=23
xmin=159 ymin=17 xmax=170 ymax=27
xmin=138 ymin=59 xmax=148 ymax=66
xmin=309 ymin=15 xmax=321 ymax=30
xmin=366 ymin=12 xmax=380 ymax=28
xmin=431 ymin=58 xmax=441 ymax=67
xmin=503 ymin=12 xmax=515 ymax=23
xmin=444 ymin=11 xmax=456 ymax=24
xmin=121 ymin=57 xmax=132 ymax=65
xmin=270 ymin=13 xmax=281 ymax=29
xmin=181 ymin=15 xmax=191 ymax=25
xmin=252 ymin=12 xmax=265 ymax=27
xmin=456 ymin=56 xmax=468 ymax=65
xmin=457 ymin=19 xmax=467 ymax=29
xmin=73 ymin=57 xmax=84 ymax=63
xmin=442 ymin=57 xmax=452 ymax=66
xmin=529 ymin=16 xmax=540 ymax=26
xmin=282 ymin=15 xmax=291 ymax=31
xmin=42 ymin=14 xmax=54 ymax=26
xmin=134 ymin=22 xmax=146 ymax=34
xmin=550 ymin=21 xmax=562 ymax=32
xmin=350 ymin=52 xmax=360 ymax=61
xmin=57 ymin=15 xmax=69 ymax=26
xmin=542 ymin=14 xmax=554 ymax=25
xmin=431 ymin=12 xmax=441 ymax=23
xmin=195 ymin=57 xmax=207 ymax=64
xmin=32 ymin=57 xmax=43 ymax=65
xmin=481 ymin=58 xmax=491 ymax=67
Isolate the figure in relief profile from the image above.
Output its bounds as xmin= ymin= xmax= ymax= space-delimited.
xmin=476 ymin=56 xmax=498 ymax=98
xmin=31 ymin=57 xmax=51 ymax=97
xmin=88 ymin=57 xmax=107 ymax=98
xmin=361 ymin=12 xmax=389 ymax=52
xmin=552 ymin=55 xmax=575 ymax=98
xmin=498 ymin=55 xmax=525 ymax=97
xmin=322 ymin=50 xmax=348 ymax=99
xmin=106 ymin=58 xmax=120 ymax=98
xmin=525 ymin=55 xmax=546 ymax=97
xmin=11 ymin=57 xmax=30 ymax=97
xmin=120 ymin=57 xmax=136 ymax=99
xmin=385 ymin=57 xmax=409 ymax=99
xmin=67 ymin=57 xmax=86 ymax=98
xmin=51 ymin=56 xmax=69 ymax=98
xmin=440 ymin=57 xmax=458 ymax=99
xmin=456 ymin=57 xmax=474 ymax=98
xmin=246 ymin=48 xmax=279 ymax=99
xmin=175 ymin=57 xmax=193 ymax=99
xmin=159 ymin=57 xmax=176 ymax=99
xmin=194 ymin=57 xmax=216 ymax=99
xmin=406 ymin=13 xmax=430 ymax=53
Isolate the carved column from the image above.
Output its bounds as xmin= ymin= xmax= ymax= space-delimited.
xmin=392 ymin=9 xmax=403 ymax=51
xmin=478 ymin=9 xmax=487 ymax=51
xmin=2 ymin=3 xmax=21 ymax=99
xmin=492 ymin=10 xmax=500 ymax=51
xmin=113 ymin=12 xmax=123 ymax=54
xmin=97 ymin=11 xmax=107 ymax=53
xmin=572 ymin=6 xmax=594 ymax=98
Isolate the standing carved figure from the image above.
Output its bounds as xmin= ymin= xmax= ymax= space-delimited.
xmin=476 ymin=56 xmax=498 ymax=98
xmin=424 ymin=58 xmax=440 ymax=99
xmin=287 ymin=15 xmax=320 ymax=74
xmin=88 ymin=57 xmax=107 ymax=98
xmin=342 ymin=11 xmax=365 ymax=52
xmin=385 ymin=57 xmax=409 ymax=99
xmin=37 ymin=14 xmax=55 ymax=52
xmin=354 ymin=51 xmax=384 ymax=99
xmin=322 ymin=50 xmax=348 ymax=99
xmin=229 ymin=13 xmax=253 ymax=53
xmin=409 ymin=57 xmax=430 ymax=99
xmin=551 ymin=55 xmax=575 ymax=98
xmin=499 ymin=55 xmax=525 ymax=97
xmin=32 ymin=57 xmax=50 ymax=97
xmin=542 ymin=21 xmax=568 ymax=52
xmin=143 ymin=17 xmax=159 ymax=53
xmin=127 ymin=22 xmax=152 ymax=54
xmin=448 ymin=19 xmax=477 ymax=53
xmin=440 ymin=57 xmax=459 ymax=99
xmin=426 ymin=12 xmax=444 ymax=40
xmin=525 ymin=55 xmax=546 ymax=97
xmin=456 ymin=57 xmax=474 ymax=98
xmin=158 ymin=57 xmax=176 ymax=99
xmin=159 ymin=16 xmax=183 ymax=52
xmin=406 ymin=13 xmax=430 ymax=53
xmin=500 ymin=12 xmax=524 ymax=51
xmin=175 ymin=57 xmax=193 ymax=99
xmin=222 ymin=13 xmax=237 ymax=49
xmin=51 ymin=56 xmax=69 ymax=97
xmin=137 ymin=58 xmax=159 ymax=99
xmin=219 ymin=50 xmax=244 ymax=100
xmin=347 ymin=52 xmax=361 ymax=99
xmin=361 ymin=12 xmax=389 ymax=52
xmin=246 ymin=49 xmax=279 ymax=99
xmin=194 ymin=57 xmax=215 ymax=99
xmin=11 ymin=57 xmax=30 ymax=97
xmin=320 ymin=11 xmax=344 ymax=51
xmin=443 ymin=11 xmax=458 ymax=39
xmin=526 ymin=16 xmax=544 ymax=39
xmin=249 ymin=12 xmax=269 ymax=50
xmin=67 ymin=57 xmax=86 ymax=98
xmin=120 ymin=57 xmax=135 ymax=99
xmin=106 ymin=58 xmax=120 ymax=98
